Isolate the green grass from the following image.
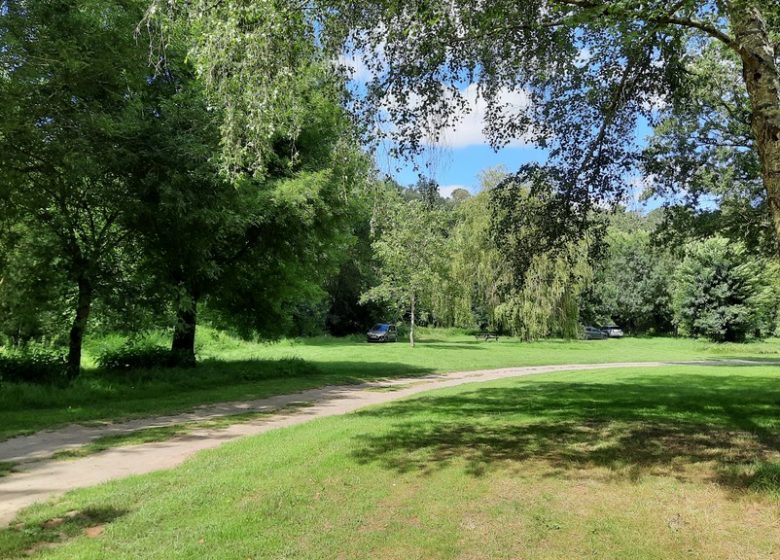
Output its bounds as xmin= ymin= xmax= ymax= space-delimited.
xmin=0 ymin=462 xmax=16 ymax=478
xmin=1 ymin=327 xmax=778 ymax=440
xmin=3 ymin=364 xmax=780 ymax=559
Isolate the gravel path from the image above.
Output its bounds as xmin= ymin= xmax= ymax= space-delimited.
xmin=0 ymin=359 xmax=770 ymax=526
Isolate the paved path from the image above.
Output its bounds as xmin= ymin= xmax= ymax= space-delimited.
xmin=0 ymin=359 xmax=773 ymax=526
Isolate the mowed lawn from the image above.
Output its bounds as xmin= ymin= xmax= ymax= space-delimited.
xmin=3 ymin=364 xmax=780 ymax=559
xmin=2 ymin=330 xmax=779 ymax=440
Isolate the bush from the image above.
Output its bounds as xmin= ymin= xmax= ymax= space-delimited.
xmin=0 ymin=344 xmax=68 ymax=384
xmin=672 ymin=237 xmax=779 ymax=342
xmin=97 ymin=341 xmax=194 ymax=371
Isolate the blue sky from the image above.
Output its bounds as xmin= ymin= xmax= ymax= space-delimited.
xmin=379 ymin=116 xmax=656 ymax=212
xmin=342 ymin=55 xmax=658 ymax=210
xmin=382 ymin=144 xmax=548 ymax=195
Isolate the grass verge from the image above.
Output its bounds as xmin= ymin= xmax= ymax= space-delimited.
xmin=3 ymin=364 xmax=780 ymax=559
xmin=1 ymin=329 xmax=778 ymax=441
xmin=0 ymin=462 xmax=16 ymax=478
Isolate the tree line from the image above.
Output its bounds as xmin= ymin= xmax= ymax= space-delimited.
xmin=363 ymin=171 xmax=779 ymax=345
xmin=1 ymin=1 xmax=779 ymax=381
xmin=0 ymin=0 xmax=374 ymax=377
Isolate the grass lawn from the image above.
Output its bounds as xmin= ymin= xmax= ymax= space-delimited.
xmin=1 ymin=328 xmax=779 ymax=440
xmin=2 ymin=364 xmax=780 ymax=559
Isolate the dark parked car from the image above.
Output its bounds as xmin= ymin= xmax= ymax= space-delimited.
xmin=600 ymin=325 xmax=624 ymax=338
xmin=583 ymin=326 xmax=608 ymax=340
xmin=366 ymin=323 xmax=398 ymax=343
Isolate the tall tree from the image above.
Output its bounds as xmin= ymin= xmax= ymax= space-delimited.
xmin=672 ymin=237 xmax=779 ymax=341
xmin=0 ymin=0 xmax=154 ymax=376
xmin=362 ymin=195 xmax=448 ymax=346
xmin=490 ymin=173 xmax=594 ymax=339
xmin=128 ymin=71 xmax=364 ymax=361
xmin=643 ymin=43 xmax=777 ymax=255
xmin=581 ymin=218 xmax=676 ymax=333
xmin=314 ymin=1 xmax=780 ymax=251
xmin=413 ymin=176 xmax=442 ymax=210
xmin=439 ymin=169 xmax=511 ymax=330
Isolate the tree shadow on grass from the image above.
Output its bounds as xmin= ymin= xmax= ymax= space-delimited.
xmin=87 ymin=359 xmax=437 ymax=389
xmin=0 ymin=506 xmax=127 ymax=559
xmin=352 ymin=372 xmax=780 ymax=494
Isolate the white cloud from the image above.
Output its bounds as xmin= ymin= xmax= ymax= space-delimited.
xmin=439 ymin=184 xmax=473 ymax=198
xmin=427 ymin=84 xmax=531 ymax=149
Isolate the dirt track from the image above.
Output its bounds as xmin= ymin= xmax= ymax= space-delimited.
xmin=0 ymin=359 xmax=771 ymax=526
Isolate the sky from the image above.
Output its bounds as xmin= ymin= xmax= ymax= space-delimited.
xmin=346 ymin=67 xmax=657 ymax=210
xmin=376 ymin=102 xmax=656 ymax=211
xmin=339 ymin=55 xmax=559 ymax=198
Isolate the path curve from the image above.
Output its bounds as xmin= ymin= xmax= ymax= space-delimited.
xmin=0 ymin=359 xmax=772 ymax=526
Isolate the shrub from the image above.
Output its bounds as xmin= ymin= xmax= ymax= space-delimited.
xmin=672 ymin=237 xmax=779 ymax=342
xmin=0 ymin=344 xmax=68 ymax=384
xmin=97 ymin=341 xmax=194 ymax=371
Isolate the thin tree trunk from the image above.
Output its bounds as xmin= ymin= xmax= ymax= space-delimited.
xmin=171 ymin=292 xmax=197 ymax=367
xmin=731 ymin=4 xmax=780 ymax=254
xmin=409 ymin=291 xmax=415 ymax=347
xmin=67 ymin=273 xmax=93 ymax=380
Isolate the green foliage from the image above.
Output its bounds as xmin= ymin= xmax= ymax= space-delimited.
xmin=96 ymin=342 xmax=192 ymax=371
xmin=0 ymin=222 xmax=70 ymax=343
xmin=437 ymin=186 xmax=510 ymax=330
xmin=361 ymin=193 xmax=449 ymax=343
xmin=147 ymin=0 xmax=342 ymax=177
xmin=0 ymin=344 xmax=68 ymax=385
xmin=489 ymin=169 xmax=596 ymax=339
xmin=0 ymin=0 xmax=369 ymax=363
xmin=672 ymin=237 xmax=779 ymax=342
xmin=316 ymin=0 xmax=780 ymax=252
xmin=581 ymin=217 xmax=675 ymax=333
xmin=495 ymin=246 xmax=591 ymax=341
xmin=0 ymin=0 xmax=175 ymax=373
xmin=643 ymin=44 xmax=776 ymax=256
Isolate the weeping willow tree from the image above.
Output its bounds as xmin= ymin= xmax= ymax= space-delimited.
xmin=494 ymin=245 xmax=592 ymax=341
xmin=432 ymin=170 xmax=512 ymax=331
xmin=490 ymin=166 xmax=600 ymax=340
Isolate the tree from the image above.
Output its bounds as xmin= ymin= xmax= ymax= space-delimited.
xmin=413 ymin=177 xmax=442 ymax=210
xmin=315 ymin=1 xmax=780 ymax=251
xmin=362 ymin=196 xmax=448 ymax=346
xmin=437 ymin=170 xmax=511 ymax=330
xmin=0 ymin=220 xmax=69 ymax=344
xmin=121 ymin=30 xmax=360 ymax=361
xmin=449 ymin=188 xmax=472 ymax=204
xmin=0 ymin=0 xmax=156 ymax=376
xmin=489 ymin=172 xmax=594 ymax=339
xmin=324 ymin=175 xmax=390 ymax=336
xmin=672 ymin=237 xmax=779 ymax=341
xmin=643 ymin=43 xmax=777 ymax=256
xmin=581 ymin=218 xmax=675 ymax=333
xmin=146 ymin=0 xmax=344 ymax=179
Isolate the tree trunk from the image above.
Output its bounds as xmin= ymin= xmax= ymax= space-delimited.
xmin=409 ymin=291 xmax=416 ymax=347
xmin=67 ymin=273 xmax=93 ymax=380
xmin=171 ymin=292 xmax=197 ymax=367
xmin=731 ymin=5 xmax=780 ymax=254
